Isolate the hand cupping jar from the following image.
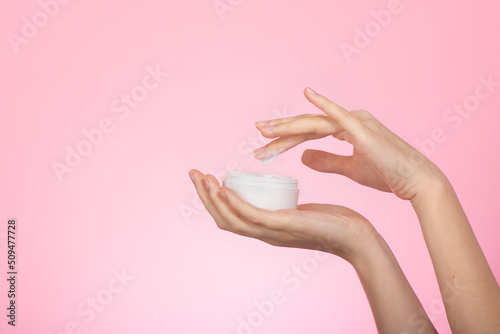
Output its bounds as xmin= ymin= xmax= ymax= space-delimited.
xmin=223 ymin=171 xmax=299 ymax=211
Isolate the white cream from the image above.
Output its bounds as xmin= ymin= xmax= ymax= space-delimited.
xmin=257 ymin=148 xmax=286 ymax=167
xmin=223 ymin=171 xmax=299 ymax=211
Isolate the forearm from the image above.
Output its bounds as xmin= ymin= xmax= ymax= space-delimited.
xmin=352 ymin=234 xmax=436 ymax=334
xmin=411 ymin=176 xmax=500 ymax=333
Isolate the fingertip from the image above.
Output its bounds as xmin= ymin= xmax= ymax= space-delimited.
xmin=304 ymin=87 xmax=328 ymax=112
xmin=219 ymin=185 xmax=237 ymax=200
xmin=301 ymin=148 xmax=313 ymax=156
xmin=253 ymin=146 xmax=266 ymax=157
xmin=188 ymin=170 xmax=196 ymax=185
xmin=260 ymin=131 xmax=278 ymax=139
xmin=255 ymin=120 xmax=269 ymax=129
xmin=202 ymin=176 xmax=210 ymax=192
xmin=303 ymin=89 xmax=349 ymax=122
xmin=205 ymin=173 xmax=218 ymax=182
xmin=217 ymin=188 xmax=228 ymax=200
xmin=189 ymin=168 xmax=201 ymax=176
xmin=304 ymin=87 xmax=317 ymax=103
xmin=189 ymin=169 xmax=206 ymax=184
xmin=305 ymin=87 xmax=318 ymax=96
xmin=206 ymin=174 xmax=224 ymax=192
xmin=301 ymin=149 xmax=315 ymax=164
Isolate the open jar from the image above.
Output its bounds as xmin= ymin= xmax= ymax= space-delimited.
xmin=223 ymin=171 xmax=299 ymax=211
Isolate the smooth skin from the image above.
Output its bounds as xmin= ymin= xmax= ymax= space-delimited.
xmin=190 ymin=87 xmax=500 ymax=333
xmin=188 ymin=170 xmax=436 ymax=333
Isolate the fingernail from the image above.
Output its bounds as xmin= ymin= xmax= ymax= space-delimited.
xmin=255 ymin=121 xmax=269 ymax=128
xmin=306 ymin=87 xmax=317 ymax=95
xmin=218 ymin=188 xmax=227 ymax=200
xmin=188 ymin=171 xmax=196 ymax=185
xmin=252 ymin=146 xmax=266 ymax=157
xmin=202 ymin=177 xmax=210 ymax=191
xmin=262 ymin=124 xmax=275 ymax=132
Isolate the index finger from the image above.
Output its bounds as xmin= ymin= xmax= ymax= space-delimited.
xmin=304 ymin=87 xmax=359 ymax=133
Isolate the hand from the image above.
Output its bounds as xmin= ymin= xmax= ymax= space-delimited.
xmin=253 ymin=87 xmax=447 ymax=201
xmin=188 ymin=169 xmax=379 ymax=264
xmin=188 ymin=168 xmax=438 ymax=333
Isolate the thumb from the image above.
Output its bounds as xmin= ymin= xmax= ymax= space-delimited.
xmin=301 ymin=149 xmax=352 ymax=178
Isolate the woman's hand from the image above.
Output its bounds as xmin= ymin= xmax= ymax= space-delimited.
xmin=253 ymin=87 xmax=447 ymax=201
xmin=188 ymin=168 xmax=437 ymax=333
xmin=253 ymin=87 xmax=500 ymax=332
xmin=188 ymin=169 xmax=379 ymax=264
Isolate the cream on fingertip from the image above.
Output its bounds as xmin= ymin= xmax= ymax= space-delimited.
xmin=252 ymin=146 xmax=266 ymax=157
xmin=256 ymin=149 xmax=285 ymax=167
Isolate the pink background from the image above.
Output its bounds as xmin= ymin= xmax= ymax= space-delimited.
xmin=1 ymin=0 xmax=499 ymax=333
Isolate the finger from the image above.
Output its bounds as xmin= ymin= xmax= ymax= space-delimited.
xmin=189 ymin=170 xmax=228 ymax=227
xmin=297 ymin=203 xmax=332 ymax=211
xmin=297 ymin=203 xmax=354 ymax=216
xmin=301 ymin=149 xmax=353 ymax=178
xmin=203 ymin=174 xmax=255 ymax=235
xmin=259 ymin=115 xmax=343 ymax=139
xmin=205 ymin=174 xmax=279 ymax=240
xmin=255 ymin=114 xmax=317 ymax=130
xmin=303 ymin=87 xmax=360 ymax=133
xmin=219 ymin=186 xmax=288 ymax=231
xmin=213 ymin=184 xmax=302 ymax=245
xmin=253 ymin=133 xmax=325 ymax=161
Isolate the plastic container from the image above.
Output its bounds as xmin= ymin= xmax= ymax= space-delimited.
xmin=223 ymin=171 xmax=299 ymax=211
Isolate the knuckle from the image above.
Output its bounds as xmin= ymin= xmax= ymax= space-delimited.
xmin=231 ymin=225 xmax=247 ymax=235
xmin=249 ymin=217 xmax=264 ymax=226
xmin=352 ymin=109 xmax=372 ymax=119
xmin=264 ymin=238 xmax=283 ymax=247
xmin=349 ymin=116 xmax=365 ymax=130
xmin=317 ymin=117 xmax=334 ymax=133
xmin=274 ymin=122 xmax=286 ymax=133
xmin=261 ymin=131 xmax=275 ymax=138
xmin=216 ymin=222 xmax=230 ymax=231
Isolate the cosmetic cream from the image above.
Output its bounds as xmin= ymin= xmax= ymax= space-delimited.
xmin=223 ymin=171 xmax=299 ymax=211
xmin=257 ymin=148 xmax=286 ymax=166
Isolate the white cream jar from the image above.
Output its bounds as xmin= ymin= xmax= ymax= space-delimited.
xmin=223 ymin=171 xmax=299 ymax=211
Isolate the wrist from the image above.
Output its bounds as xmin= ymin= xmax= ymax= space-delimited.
xmin=348 ymin=231 xmax=390 ymax=270
xmin=350 ymin=233 xmax=405 ymax=295
xmin=411 ymin=170 xmax=454 ymax=209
